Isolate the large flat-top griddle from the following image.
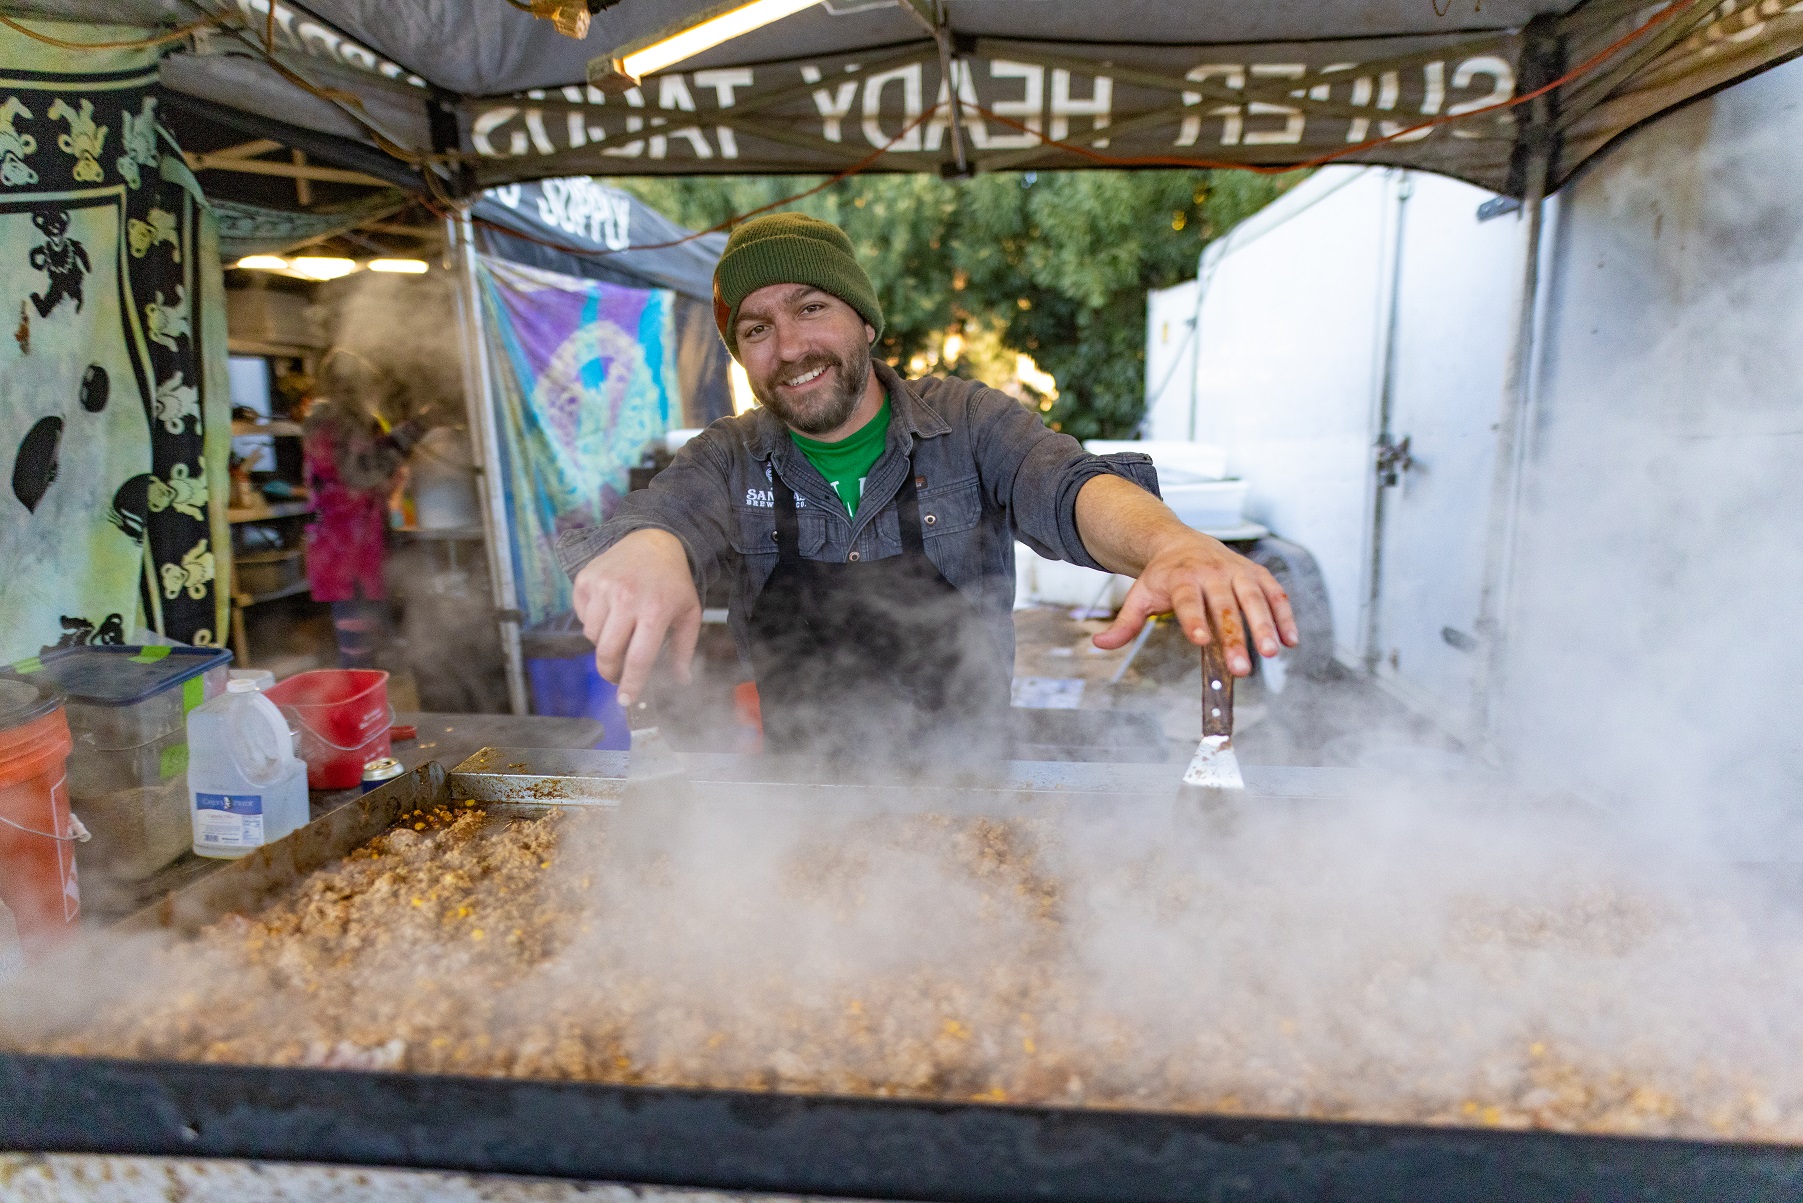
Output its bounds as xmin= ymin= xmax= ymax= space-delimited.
xmin=4 ymin=754 xmax=1798 ymax=1203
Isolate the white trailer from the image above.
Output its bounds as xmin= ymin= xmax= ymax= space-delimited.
xmin=1151 ymin=55 xmax=1803 ymax=824
xmin=1146 ymin=164 xmax=1532 ymax=738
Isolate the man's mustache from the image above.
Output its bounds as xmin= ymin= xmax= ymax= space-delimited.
xmin=765 ymin=353 xmax=842 ymax=388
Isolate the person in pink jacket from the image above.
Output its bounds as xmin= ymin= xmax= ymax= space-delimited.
xmin=299 ymin=393 xmax=427 ymax=669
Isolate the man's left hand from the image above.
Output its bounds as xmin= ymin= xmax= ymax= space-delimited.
xmin=1092 ymin=529 xmax=1298 ymax=676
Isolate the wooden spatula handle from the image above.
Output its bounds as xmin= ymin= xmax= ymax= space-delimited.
xmin=1201 ymin=641 xmax=1234 ymax=738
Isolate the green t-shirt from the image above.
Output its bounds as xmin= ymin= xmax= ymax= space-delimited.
xmin=789 ymin=398 xmax=891 ymax=517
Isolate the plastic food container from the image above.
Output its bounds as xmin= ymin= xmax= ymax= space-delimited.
xmin=6 ymin=645 xmax=231 ymax=881
xmin=1161 ymin=479 xmax=1251 ymax=531
xmin=265 ymin=669 xmax=392 ymax=790
xmin=0 ymin=675 xmax=79 ymax=956
xmin=72 ymin=777 xmax=190 ymax=881
xmin=11 ymin=646 xmax=231 ymax=796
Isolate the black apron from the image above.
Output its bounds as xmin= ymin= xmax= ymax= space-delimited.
xmin=745 ymin=449 xmax=1013 ymax=777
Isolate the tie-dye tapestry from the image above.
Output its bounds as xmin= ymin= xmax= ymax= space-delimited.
xmin=475 ymin=255 xmax=678 ymax=626
xmin=0 ymin=20 xmax=231 ymax=661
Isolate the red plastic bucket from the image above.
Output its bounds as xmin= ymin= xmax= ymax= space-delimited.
xmin=0 ymin=678 xmax=79 ymax=957
xmin=265 ymin=670 xmax=392 ymax=790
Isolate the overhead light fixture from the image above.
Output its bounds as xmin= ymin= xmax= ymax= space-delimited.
xmin=525 ymin=0 xmax=587 ymax=40
xmin=288 ymin=256 xmax=359 ymax=281
xmin=236 ymin=255 xmax=289 ymax=271
xmin=367 ymin=258 xmax=430 ymax=274
xmin=591 ymin=0 xmax=824 ymax=87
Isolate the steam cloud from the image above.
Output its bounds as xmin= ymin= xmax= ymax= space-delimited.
xmin=7 ymin=774 xmax=1803 ymax=1139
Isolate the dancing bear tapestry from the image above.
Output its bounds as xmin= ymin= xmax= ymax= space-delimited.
xmin=0 ymin=20 xmax=231 ymax=660
xmin=476 ymin=255 xmax=680 ymax=627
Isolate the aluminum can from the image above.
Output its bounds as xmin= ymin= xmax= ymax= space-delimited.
xmin=360 ymin=756 xmax=406 ymax=794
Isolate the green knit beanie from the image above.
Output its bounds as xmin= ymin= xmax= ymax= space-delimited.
xmin=712 ymin=212 xmax=884 ymax=359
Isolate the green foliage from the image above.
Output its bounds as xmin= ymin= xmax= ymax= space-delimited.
xmin=619 ymin=169 xmax=1303 ymax=439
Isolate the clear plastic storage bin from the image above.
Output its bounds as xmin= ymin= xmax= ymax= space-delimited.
xmin=70 ymin=776 xmax=191 ymax=881
xmin=6 ymin=646 xmax=230 ymax=879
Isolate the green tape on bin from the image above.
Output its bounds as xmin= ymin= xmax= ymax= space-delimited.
xmin=160 ymin=742 xmax=189 ymax=780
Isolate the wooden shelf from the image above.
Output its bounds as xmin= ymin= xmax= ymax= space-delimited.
xmin=233 ymin=578 xmax=312 ymax=607
xmin=228 ymin=338 xmax=321 ymax=359
xmin=229 ymin=501 xmax=312 ymax=523
xmin=231 ymin=418 xmax=304 ymax=437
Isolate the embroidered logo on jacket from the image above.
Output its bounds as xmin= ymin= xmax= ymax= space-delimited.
xmin=745 ymin=487 xmax=805 ymax=508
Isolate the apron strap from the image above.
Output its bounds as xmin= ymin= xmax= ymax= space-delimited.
xmin=894 ymin=452 xmax=926 ymax=556
xmin=771 ymin=444 xmax=926 ymax=560
xmin=771 ymin=466 xmax=803 ymax=567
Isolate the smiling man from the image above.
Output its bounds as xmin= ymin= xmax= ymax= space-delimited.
xmin=560 ymin=212 xmax=1296 ymax=769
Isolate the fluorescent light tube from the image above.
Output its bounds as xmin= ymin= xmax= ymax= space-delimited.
xmin=288 ymin=256 xmax=359 ymax=281
xmin=613 ymin=0 xmax=824 ymax=82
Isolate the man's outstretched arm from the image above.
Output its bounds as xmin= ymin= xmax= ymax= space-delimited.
xmin=571 ymin=529 xmax=701 ymax=707
xmin=561 ymin=429 xmax=736 ymax=705
xmin=1075 ymin=474 xmax=1298 ymax=676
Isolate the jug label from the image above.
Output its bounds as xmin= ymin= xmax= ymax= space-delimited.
xmin=194 ymin=792 xmax=264 ymax=848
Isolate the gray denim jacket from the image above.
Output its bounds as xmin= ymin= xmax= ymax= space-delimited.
xmin=555 ymin=360 xmax=1159 ymax=667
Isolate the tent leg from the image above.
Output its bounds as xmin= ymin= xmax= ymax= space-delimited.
xmin=1471 ymin=145 xmax=1551 ymax=747
xmin=1361 ymin=169 xmax=1413 ymax=676
xmin=447 ymin=212 xmax=530 ymax=717
xmin=935 ymin=34 xmax=970 ymax=177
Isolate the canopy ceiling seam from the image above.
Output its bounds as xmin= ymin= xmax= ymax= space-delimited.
xmin=173 ymin=0 xmax=457 ymax=174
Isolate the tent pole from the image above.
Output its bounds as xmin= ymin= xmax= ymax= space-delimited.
xmin=1471 ymin=138 xmax=1551 ymax=748
xmin=1186 ymin=247 xmax=1206 ymax=441
xmin=1362 ymin=169 xmax=1413 ymax=676
xmin=447 ymin=211 xmax=530 ymax=717
xmin=935 ymin=32 xmax=970 ymax=176
xmin=902 ymin=0 xmax=970 ymax=177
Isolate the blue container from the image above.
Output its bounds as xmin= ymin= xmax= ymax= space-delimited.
xmin=520 ymin=618 xmax=628 ymax=750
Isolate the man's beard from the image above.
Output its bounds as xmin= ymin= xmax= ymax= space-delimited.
xmin=752 ymin=345 xmax=872 ymax=435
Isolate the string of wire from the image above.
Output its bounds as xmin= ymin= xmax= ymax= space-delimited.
xmin=5 ymin=0 xmax=1703 ymax=257
xmin=0 ymin=11 xmax=232 ymax=51
xmin=964 ymin=0 xmax=1704 ymax=174
xmin=422 ymin=100 xmax=946 ymax=258
xmin=426 ymin=0 xmax=1704 ymax=261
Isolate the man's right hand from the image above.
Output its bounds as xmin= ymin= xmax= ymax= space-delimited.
xmin=569 ymin=529 xmax=702 ymax=706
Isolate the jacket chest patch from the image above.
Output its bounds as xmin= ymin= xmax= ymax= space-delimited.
xmin=745 ymin=487 xmax=805 ymax=508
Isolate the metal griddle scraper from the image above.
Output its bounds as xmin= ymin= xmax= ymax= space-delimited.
xmin=1178 ymin=641 xmax=1244 ymax=796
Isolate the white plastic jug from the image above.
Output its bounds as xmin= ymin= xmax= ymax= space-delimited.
xmin=187 ymin=679 xmax=309 ymax=858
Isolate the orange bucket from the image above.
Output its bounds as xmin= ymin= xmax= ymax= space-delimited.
xmin=265 ymin=669 xmax=392 ymax=790
xmin=0 ymin=676 xmax=79 ymax=957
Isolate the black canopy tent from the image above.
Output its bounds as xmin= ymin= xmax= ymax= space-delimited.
xmin=13 ymin=0 xmax=1803 ymax=200
xmin=7 ymin=0 xmax=1790 ymax=718
xmin=8 ymin=0 xmax=1795 ymax=727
